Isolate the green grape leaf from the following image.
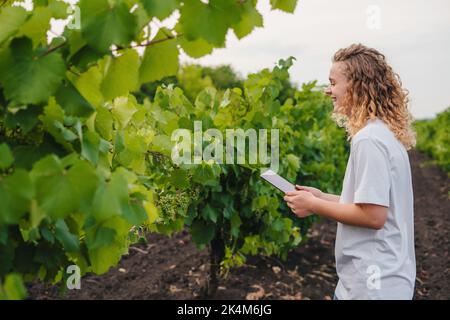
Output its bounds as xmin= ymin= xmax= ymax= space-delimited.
xmin=178 ymin=35 xmax=214 ymax=59
xmin=0 ymin=169 xmax=34 ymax=224
xmin=122 ymin=202 xmax=147 ymax=226
xmin=67 ymin=30 xmax=86 ymax=59
xmin=0 ymin=274 xmax=26 ymax=300
xmin=190 ymin=219 xmax=215 ymax=248
xmin=232 ymin=2 xmax=263 ymax=39
xmin=80 ymin=0 xmax=137 ymax=53
xmin=53 ymin=121 xmax=77 ymax=141
xmin=81 ymin=130 xmax=101 ymax=165
xmin=101 ymin=49 xmax=140 ymax=101
xmin=286 ymin=153 xmax=300 ymax=172
xmin=270 ymin=0 xmax=298 ymax=13
xmin=179 ymin=0 xmax=241 ymax=46
xmin=39 ymin=98 xmax=75 ymax=151
xmin=161 ymin=110 xmax=179 ymax=135
xmin=133 ymin=3 xmax=151 ymax=33
xmin=95 ymin=106 xmax=114 ymax=140
xmin=150 ymin=134 xmax=173 ymax=156
xmin=55 ymin=81 xmax=95 ymax=117
xmin=69 ymin=64 xmax=104 ymax=108
xmin=30 ymin=155 xmax=79 ymax=220
xmin=111 ymin=96 xmax=138 ymax=129
xmin=141 ymin=0 xmax=179 ymax=20
xmin=0 ymin=143 xmax=14 ymax=169
xmin=230 ymin=211 xmax=242 ymax=238
xmin=55 ymin=219 xmax=80 ymax=252
xmin=201 ymin=204 xmax=218 ymax=223
xmin=144 ymin=201 xmax=159 ymax=223
xmin=192 ymin=164 xmax=220 ymax=186
xmin=88 ymin=242 xmax=127 ymax=274
xmin=86 ymin=227 xmax=116 ymax=250
xmin=17 ymin=6 xmax=52 ymax=48
xmin=169 ymin=169 xmax=189 ymax=189
xmin=33 ymin=0 xmax=48 ymax=6
xmin=139 ymin=28 xmax=179 ymax=84
xmin=88 ymin=217 xmax=130 ymax=274
xmin=91 ymin=170 xmax=129 ymax=222
xmin=48 ymin=0 xmax=70 ymax=19
xmin=4 ymin=105 xmax=41 ymax=134
xmin=0 ymin=6 xmax=29 ymax=45
xmin=1 ymin=37 xmax=65 ymax=105
xmin=40 ymin=225 xmax=55 ymax=244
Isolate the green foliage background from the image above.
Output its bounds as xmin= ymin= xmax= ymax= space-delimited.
xmin=414 ymin=107 xmax=450 ymax=175
xmin=0 ymin=0 xmax=351 ymax=299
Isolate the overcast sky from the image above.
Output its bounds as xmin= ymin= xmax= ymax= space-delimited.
xmin=19 ymin=0 xmax=450 ymax=119
xmin=179 ymin=0 xmax=450 ymax=120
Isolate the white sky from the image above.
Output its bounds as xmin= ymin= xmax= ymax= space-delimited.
xmin=18 ymin=0 xmax=450 ymax=119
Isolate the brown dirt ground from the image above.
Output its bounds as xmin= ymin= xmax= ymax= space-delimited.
xmin=27 ymin=150 xmax=450 ymax=300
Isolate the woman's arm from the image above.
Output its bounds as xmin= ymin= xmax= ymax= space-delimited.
xmin=284 ymin=190 xmax=388 ymax=230
xmin=295 ymin=185 xmax=340 ymax=203
xmin=319 ymin=193 xmax=340 ymax=203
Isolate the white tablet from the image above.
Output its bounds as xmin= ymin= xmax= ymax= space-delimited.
xmin=260 ymin=169 xmax=296 ymax=193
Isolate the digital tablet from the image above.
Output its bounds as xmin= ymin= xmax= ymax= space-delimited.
xmin=260 ymin=169 xmax=296 ymax=193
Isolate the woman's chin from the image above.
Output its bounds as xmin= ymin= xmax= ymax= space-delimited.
xmin=332 ymin=102 xmax=339 ymax=112
xmin=332 ymin=102 xmax=349 ymax=116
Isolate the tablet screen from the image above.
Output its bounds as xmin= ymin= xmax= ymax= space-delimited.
xmin=260 ymin=169 xmax=296 ymax=193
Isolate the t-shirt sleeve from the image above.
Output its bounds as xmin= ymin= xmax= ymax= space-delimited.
xmin=352 ymin=138 xmax=390 ymax=207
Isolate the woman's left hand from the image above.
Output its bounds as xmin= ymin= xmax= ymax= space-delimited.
xmin=283 ymin=190 xmax=316 ymax=218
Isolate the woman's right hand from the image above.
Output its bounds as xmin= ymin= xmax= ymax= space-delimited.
xmin=295 ymin=185 xmax=323 ymax=199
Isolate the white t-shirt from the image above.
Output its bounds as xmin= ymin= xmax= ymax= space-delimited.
xmin=334 ymin=118 xmax=416 ymax=300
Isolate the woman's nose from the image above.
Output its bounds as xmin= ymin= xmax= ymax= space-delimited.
xmin=324 ymin=86 xmax=332 ymax=95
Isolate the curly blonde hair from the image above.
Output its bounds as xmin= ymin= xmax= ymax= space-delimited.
xmin=332 ymin=43 xmax=416 ymax=149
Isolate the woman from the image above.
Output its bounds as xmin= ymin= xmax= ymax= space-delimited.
xmin=284 ymin=43 xmax=416 ymax=300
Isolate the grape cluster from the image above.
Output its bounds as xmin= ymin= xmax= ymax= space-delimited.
xmin=0 ymin=122 xmax=44 ymax=146
xmin=156 ymin=187 xmax=200 ymax=221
